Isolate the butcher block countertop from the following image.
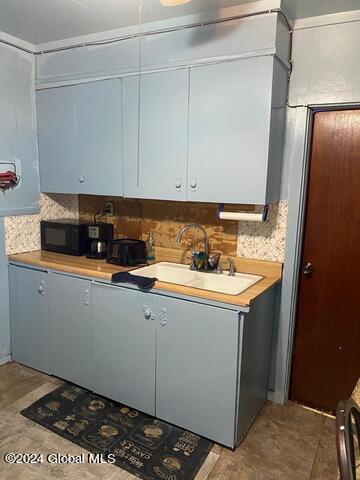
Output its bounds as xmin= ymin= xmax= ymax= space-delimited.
xmin=8 ymin=247 xmax=282 ymax=308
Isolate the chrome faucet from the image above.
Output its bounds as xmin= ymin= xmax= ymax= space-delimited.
xmin=228 ymin=258 xmax=236 ymax=276
xmin=176 ymin=224 xmax=209 ymax=256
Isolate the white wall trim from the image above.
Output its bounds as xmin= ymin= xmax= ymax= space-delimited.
xmin=35 ymin=49 xmax=278 ymax=89
xmin=294 ymin=9 xmax=360 ymax=31
xmin=34 ymin=0 xmax=283 ymax=53
xmin=273 ymin=106 xmax=311 ymax=402
xmin=0 ymin=205 xmax=40 ymax=218
xmin=0 ymin=30 xmax=35 ymax=54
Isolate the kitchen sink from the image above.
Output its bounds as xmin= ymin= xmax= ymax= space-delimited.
xmin=131 ymin=262 xmax=263 ymax=295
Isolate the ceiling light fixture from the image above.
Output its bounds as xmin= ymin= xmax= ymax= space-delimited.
xmin=160 ymin=0 xmax=192 ymax=6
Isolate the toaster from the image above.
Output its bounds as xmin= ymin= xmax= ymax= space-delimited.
xmin=107 ymin=238 xmax=147 ymax=266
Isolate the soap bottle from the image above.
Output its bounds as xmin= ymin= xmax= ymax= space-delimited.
xmin=147 ymin=231 xmax=155 ymax=261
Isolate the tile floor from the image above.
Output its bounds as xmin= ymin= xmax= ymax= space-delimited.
xmin=0 ymin=362 xmax=339 ymax=480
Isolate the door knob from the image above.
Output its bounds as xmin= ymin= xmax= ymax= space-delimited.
xmin=79 ymin=176 xmax=85 ymax=184
xmin=175 ymin=179 xmax=182 ymax=190
xmin=190 ymin=179 xmax=197 ymax=190
xmin=303 ymin=262 xmax=314 ymax=277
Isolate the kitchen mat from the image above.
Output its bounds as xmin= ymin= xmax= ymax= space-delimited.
xmin=21 ymin=383 xmax=213 ymax=480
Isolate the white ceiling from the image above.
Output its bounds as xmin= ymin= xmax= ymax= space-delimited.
xmin=0 ymin=0 xmax=359 ymax=45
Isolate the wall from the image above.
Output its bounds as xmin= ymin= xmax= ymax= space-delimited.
xmin=79 ymin=196 xmax=288 ymax=263
xmin=5 ymin=193 xmax=78 ymax=255
xmin=289 ymin=12 xmax=360 ymax=106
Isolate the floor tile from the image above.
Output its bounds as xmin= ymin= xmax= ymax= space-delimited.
xmin=4 ymin=382 xmax=59 ymax=411
xmin=207 ymin=452 xmax=270 ymax=480
xmin=0 ymin=363 xmax=341 ymax=480
xmin=223 ymin=402 xmax=324 ymax=480
xmin=309 ymin=417 xmax=339 ymax=480
xmin=195 ymin=451 xmax=220 ymax=480
xmin=0 ymin=362 xmax=51 ymax=409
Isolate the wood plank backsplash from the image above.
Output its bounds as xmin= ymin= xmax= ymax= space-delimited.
xmin=79 ymin=196 xmax=254 ymax=257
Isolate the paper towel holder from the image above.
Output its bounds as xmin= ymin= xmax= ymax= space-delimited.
xmin=217 ymin=204 xmax=269 ymax=222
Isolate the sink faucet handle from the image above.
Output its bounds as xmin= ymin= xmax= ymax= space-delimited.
xmin=216 ymin=263 xmax=223 ymax=274
xmin=228 ymin=258 xmax=236 ymax=276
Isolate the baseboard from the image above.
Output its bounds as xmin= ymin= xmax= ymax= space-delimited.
xmin=267 ymin=389 xmax=287 ymax=405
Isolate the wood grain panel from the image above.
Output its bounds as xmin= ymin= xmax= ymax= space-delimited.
xmin=290 ymin=110 xmax=360 ymax=413
xmin=79 ymin=196 xmax=254 ymax=257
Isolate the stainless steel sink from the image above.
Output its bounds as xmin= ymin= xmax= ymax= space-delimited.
xmin=131 ymin=262 xmax=263 ymax=295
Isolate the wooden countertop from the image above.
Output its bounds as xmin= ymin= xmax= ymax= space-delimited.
xmin=8 ymin=248 xmax=282 ymax=307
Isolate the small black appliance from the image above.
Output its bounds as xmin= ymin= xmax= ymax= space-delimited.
xmin=107 ymin=238 xmax=147 ymax=266
xmin=41 ymin=219 xmax=87 ymax=256
xmin=86 ymin=222 xmax=114 ymax=260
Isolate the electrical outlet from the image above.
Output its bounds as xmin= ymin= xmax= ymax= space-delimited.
xmin=104 ymin=202 xmax=114 ymax=216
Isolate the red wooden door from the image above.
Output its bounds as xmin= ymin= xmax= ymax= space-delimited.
xmin=290 ymin=110 xmax=360 ymax=413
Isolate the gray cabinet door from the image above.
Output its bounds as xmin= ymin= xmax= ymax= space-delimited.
xmin=37 ymin=86 xmax=77 ymax=194
xmin=76 ymin=79 xmax=123 ymax=196
xmin=188 ymin=57 xmax=275 ymax=204
xmin=9 ymin=265 xmax=50 ymax=373
xmin=49 ymin=273 xmax=92 ymax=389
xmin=156 ymin=297 xmax=239 ymax=447
xmin=93 ymin=283 xmax=156 ymax=415
xmin=123 ymin=69 xmax=189 ymax=201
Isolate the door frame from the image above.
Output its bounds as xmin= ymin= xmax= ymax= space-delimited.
xmin=273 ymin=102 xmax=360 ymax=404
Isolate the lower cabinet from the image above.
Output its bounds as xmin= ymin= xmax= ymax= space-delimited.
xmin=92 ymin=283 xmax=156 ymax=416
xmin=48 ymin=273 xmax=92 ymax=389
xmin=91 ymin=284 xmax=239 ymax=445
xmin=9 ymin=264 xmax=274 ymax=448
xmin=155 ymin=296 xmax=239 ymax=447
xmin=9 ymin=265 xmax=50 ymax=373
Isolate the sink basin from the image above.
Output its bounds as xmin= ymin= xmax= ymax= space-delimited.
xmin=188 ymin=274 xmax=262 ymax=296
xmin=133 ymin=262 xmax=200 ymax=284
xmin=131 ymin=262 xmax=263 ymax=295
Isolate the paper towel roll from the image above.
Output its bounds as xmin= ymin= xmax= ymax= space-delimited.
xmin=219 ymin=211 xmax=265 ymax=222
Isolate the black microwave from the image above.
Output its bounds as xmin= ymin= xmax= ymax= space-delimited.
xmin=41 ymin=219 xmax=87 ymax=256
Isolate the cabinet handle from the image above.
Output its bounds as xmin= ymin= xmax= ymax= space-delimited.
xmin=190 ymin=178 xmax=197 ymax=190
xmin=143 ymin=306 xmax=155 ymax=321
xmin=175 ymin=179 xmax=182 ymax=190
xmin=79 ymin=175 xmax=85 ymax=184
xmin=38 ymin=281 xmax=46 ymax=295
xmin=160 ymin=307 xmax=167 ymax=326
xmin=83 ymin=289 xmax=90 ymax=306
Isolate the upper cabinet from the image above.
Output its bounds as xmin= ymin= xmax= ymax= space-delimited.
xmin=37 ymin=79 xmax=123 ymax=196
xmin=123 ymin=58 xmax=287 ymax=204
xmin=188 ymin=57 xmax=287 ymax=205
xmin=35 ymin=13 xmax=290 ymax=204
xmin=76 ymin=80 xmax=123 ymax=196
xmin=37 ymin=86 xmax=77 ymax=194
xmin=123 ymin=69 xmax=189 ymax=201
